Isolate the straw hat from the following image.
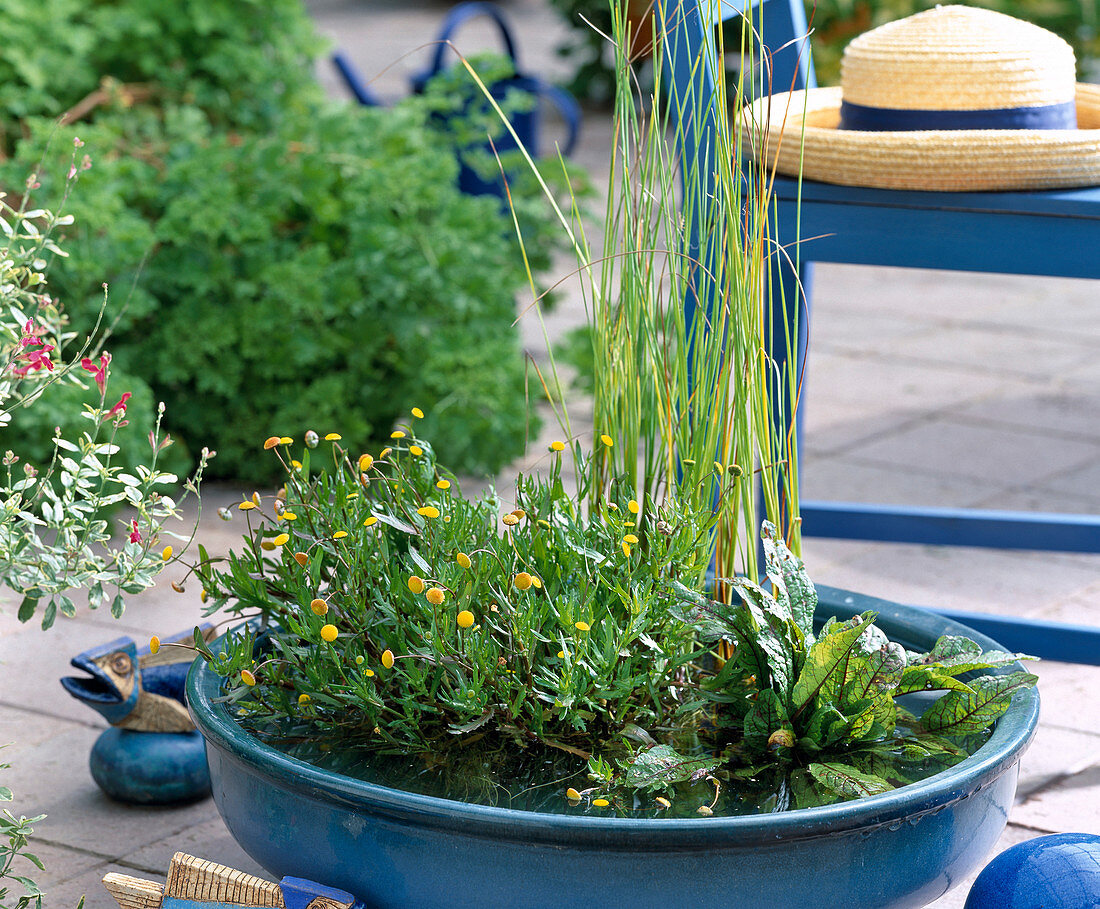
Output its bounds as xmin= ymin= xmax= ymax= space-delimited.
xmin=743 ymin=5 xmax=1100 ymax=191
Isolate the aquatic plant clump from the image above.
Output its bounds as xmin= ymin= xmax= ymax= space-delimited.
xmin=190 ymin=427 xmax=1036 ymax=817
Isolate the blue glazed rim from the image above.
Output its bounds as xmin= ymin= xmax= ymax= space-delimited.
xmin=188 ymin=584 xmax=1039 ymax=851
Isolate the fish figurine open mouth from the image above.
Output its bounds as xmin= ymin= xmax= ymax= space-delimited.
xmin=61 ymin=628 xmax=214 ymax=733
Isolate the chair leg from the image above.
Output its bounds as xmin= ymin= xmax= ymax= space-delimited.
xmin=765 ymin=253 xmax=812 ymax=541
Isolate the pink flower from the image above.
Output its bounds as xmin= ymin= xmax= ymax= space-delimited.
xmin=105 ymin=392 xmax=131 ymax=422
xmin=80 ymin=353 xmax=111 ymax=395
xmin=129 ymin=519 xmax=141 ymax=544
xmin=11 ymin=341 xmax=54 ymax=378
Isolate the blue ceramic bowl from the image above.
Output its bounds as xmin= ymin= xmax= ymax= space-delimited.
xmin=188 ymin=586 xmax=1039 ymax=909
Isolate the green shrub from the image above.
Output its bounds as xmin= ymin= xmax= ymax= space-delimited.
xmin=0 ymin=1 xmax=564 ymax=483
xmin=0 ymin=0 xmax=322 ymax=150
xmin=4 ymin=98 xmax=541 ymax=483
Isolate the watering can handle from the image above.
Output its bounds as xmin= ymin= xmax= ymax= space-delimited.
xmin=536 ymin=81 xmax=581 ymax=158
xmin=415 ymin=1 xmax=520 ymax=91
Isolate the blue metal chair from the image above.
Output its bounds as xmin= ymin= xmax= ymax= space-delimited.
xmin=665 ymin=0 xmax=1100 ymax=663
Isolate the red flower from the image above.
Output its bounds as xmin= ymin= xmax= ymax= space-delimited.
xmin=105 ymin=392 xmax=131 ymax=421
xmin=80 ymin=353 xmax=111 ymax=395
xmin=129 ymin=519 xmax=141 ymax=544
xmin=10 ymin=321 xmax=54 ymax=376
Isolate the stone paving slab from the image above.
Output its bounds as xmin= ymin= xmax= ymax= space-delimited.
xmin=806 ymin=541 xmax=1100 ymax=621
xmin=848 ymin=418 xmax=1100 ymax=487
xmin=1015 ymin=722 xmax=1100 ymax=799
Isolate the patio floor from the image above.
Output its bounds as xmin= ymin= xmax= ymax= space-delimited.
xmin=1 ymin=1 xmax=1098 ymax=906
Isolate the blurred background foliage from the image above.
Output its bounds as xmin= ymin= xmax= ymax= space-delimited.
xmin=0 ymin=0 xmax=566 ymax=484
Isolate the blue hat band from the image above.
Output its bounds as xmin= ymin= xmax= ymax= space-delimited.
xmin=839 ymin=99 xmax=1078 ymax=131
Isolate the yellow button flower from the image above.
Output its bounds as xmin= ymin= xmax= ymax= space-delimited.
xmin=456 ymin=552 xmax=471 ymax=569
xmin=593 ymin=798 xmax=610 ymax=807
xmin=417 ymin=506 xmax=440 ymax=519
xmin=279 ymin=436 xmax=293 ymax=445
xmin=149 ymin=636 xmax=161 ymax=655
xmin=426 ymin=587 xmax=446 ymax=605
xmin=240 ymin=669 xmax=257 ymax=686
xmin=409 ymin=445 xmax=423 ymax=457
xmin=550 ymin=440 xmax=566 ymax=452
xmin=436 ymin=479 xmax=451 ymax=490
xmin=565 ymin=788 xmax=581 ymax=801
xmin=411 ymin=407 xmax=424 ymax=419
xmin=320 ymin=624 xmax=338 ymax=643
xmin=600 ymin=434 xmax=613 ymax=447
xmin=333 ymin=531 xmax=348 ymax=540
xmin=298 ymin=693 xmax=311 ymax=705
xmin=457 ymin=610 xmax=475 ymax=629
xmin=575 ymin=621 xmax=591 ymax=632
xmin=390 ymin=430 xmax=406 ymax=439
xmin=359 ymin=453 xmax=374 ymax=471
xmin=381 ymin=649 xmax=395 ymax=669
xmin=272 ymin=533 xmax=290 ymax=546
xmin=627 ymin=499 xmax=640 ymax=514
xmin=238 ymin=501 xmax=256 ymax=511
xmin=623 ymin=534 xmax=639 ymax=544
xmin=310 ymin=598 xmax=328 ymax=616
xmin=502 ymin=514 xmax=519 ymax=526
xmin=408 ymin=575 xmax=426 ymax=594
xmin=161 ymin=545 xmax=173 ymax=561
xmin=325 ymin=432 xmax=342 ymax=441
xmin=294 ymin=552 xmax=309 ymax=567
xmin=363 ymin=516 xmax=378 ymax=527
xmin=513 ymin=572 xmax=533 ymax=590
xmin=263 ymin=437 xmax=281 ymax=450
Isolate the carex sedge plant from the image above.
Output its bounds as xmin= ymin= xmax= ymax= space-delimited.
xmin=487 ymin=0 xmax=802 ymax=588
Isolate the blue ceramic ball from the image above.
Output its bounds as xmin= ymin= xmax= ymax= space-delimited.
xmin=966 ymin=833 xmax=1100 ymax=909
xmin=90 ymin=728 xmax=211 ymax=805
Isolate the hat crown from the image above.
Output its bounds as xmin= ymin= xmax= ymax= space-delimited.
xmin=841 ymin=5 xmax=1076 ymax=112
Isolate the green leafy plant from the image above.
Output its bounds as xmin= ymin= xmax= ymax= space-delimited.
xmin=193 ymin=427 xmax=711 ymax=778
xmin=1 ymin=99 xmax=545 ymax=482
xmin=0 ymin=166 xmax=205 ymax=906
xmin=0 ymin=756 xmax=46 ymax=909
xmin=655 ymin=526 xmax=1037 ymax=808
xmin=0 ymin=0 xmax=323 ymax=151
xmin=0 ymin=0 xmax=569 ymax=483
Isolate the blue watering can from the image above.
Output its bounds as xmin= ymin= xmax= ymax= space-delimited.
xmin=333 ymin=1 xmax=581 ymax=201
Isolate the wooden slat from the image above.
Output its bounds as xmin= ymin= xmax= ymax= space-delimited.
xmin=102 ymin=873 xmax=164 ymax=909
xmin=163 ymin=854 xmax=283 ymax=907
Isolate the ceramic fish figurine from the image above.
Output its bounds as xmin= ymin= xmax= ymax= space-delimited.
xmin=103 ymin=852 xmax=360 ymax=909
xmin=60 ymin=627 xmax=218 ymax=804
xmin=61 ymin=626 xmax=215 ymax=732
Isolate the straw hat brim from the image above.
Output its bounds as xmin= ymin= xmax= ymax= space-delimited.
xmin=743 ymin=84 xmax=1100 ymax=191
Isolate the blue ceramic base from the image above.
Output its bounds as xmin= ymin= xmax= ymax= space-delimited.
xmin=90 ymin=728 xmax=211 ymax=805
xmin=966 ymin=833 xmax=1100 ymax=909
